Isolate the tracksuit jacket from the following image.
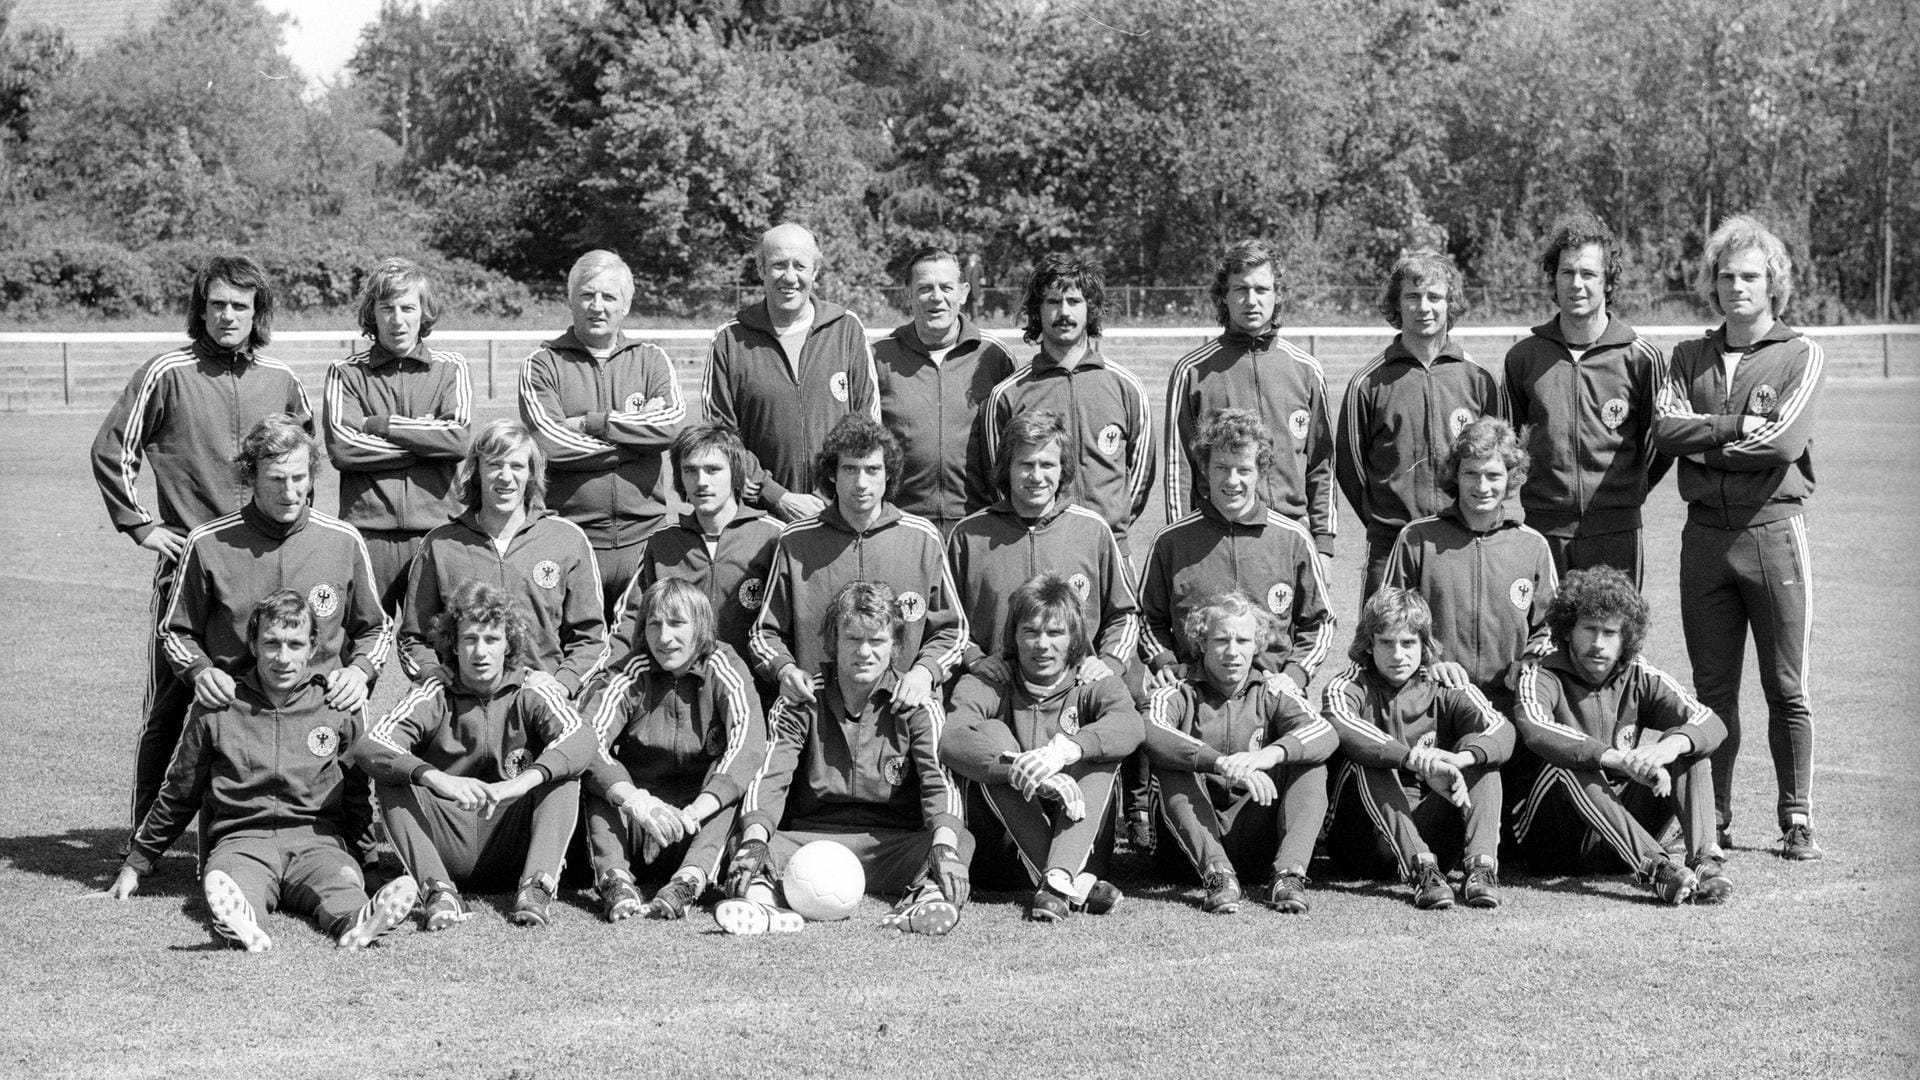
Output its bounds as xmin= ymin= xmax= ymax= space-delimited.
xmin=1511 ymin=648 xmax=1727 ymax=771
xmin=1164 ymin=328 xmax=1337 ymax=554
xmin=597 ymin=509 xmax=782 ymax=680
xmin=944 ymin=499 xmax=1140 ymax=674
xmin=324 ymin=341 xmax=473 ymax=533
xmin=872 ymin=318 xmax=1019 ymax=523
xmin=357 ymin=667 xmax=601 ymax=786
xmin=748 ymin=503 xmax=967 ymax=685
xmin=126 ymin=673 xmax=374 ymax=875
xmin=1336 ymin=336 xmax=1505 ymax=548
xmin=92 ymin=340 xmax=312 ymax=543
xmin=1322 ymin=663 xmax=1514 ymax=772
xmin=1650 ymin=323 xmax=1823 ymax=529
xmin=703 ymin=300 xmax=879 ymax=511
xmin=1383 ymin=505 xmax=1557 ymax=693
xmin=160 ymin=503 xmax=390 ymax=683
xmin=741 ymin=667 xmax=962 ymax=836
xmin=1137 ymin=499 xmax=1334 ymax=686
xmin=579 ymin=643 xmax=766 ymax=808
xmin=400 ymin=509 xmax=606 ymax=693
xmin=1144 ymin=675 xmax=1337 ymax=773
xmin=942 ymin=674 xmax=1145 ymax=783
xmin=977 ymin=346 xmax=1156 ymax=551
xmin=1502 ymin=317 xmax=1670 ymax=539
xmin=519 ymin=327 xmax=686 ymax=549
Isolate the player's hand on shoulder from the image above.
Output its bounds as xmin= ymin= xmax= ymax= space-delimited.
xmin=1145 ymin=665 xmax=1182 ymax=691
xmin=1428 ymin=661 xmax=1470 ymax=689
xmin=777 ymin=492 xmax=826 ymax=521
xmin=891 ymin=666 xmax=936 ymax=715
xmin=192 ymin=668 xmax=237 ymax=709
xmin=324 ymin=667 xmax=370 ymax=712
xmin=777 ymin=664 xmax=818 ymax=705
xmin=1074 ymin=655 xmax=1115 ymax=685
xmin=970 ymin=656 xmax=1012 ymax=686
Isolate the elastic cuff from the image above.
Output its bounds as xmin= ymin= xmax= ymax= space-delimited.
xmin=584 ymin=411 xmax=609 ymax=438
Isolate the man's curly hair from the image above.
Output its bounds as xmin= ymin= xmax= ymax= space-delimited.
xmin=1348 ymin=587 xmax=1441 ymax=668
xmin=1182 ymin=590 xmax=1281 ymax=660
xmin=1194 ymin=407 xmax=1277 ymax=477
xmin=814 ymin=414 xmax=902 ymax=505
xmin=1546 ymin=566 xmax=1648 ymax=662
xmin=1020 ymin=253 xmax=1105 ymax=345
xmin=1442 ymin=416 xmax=1530 ymax=500
xmin=432 ymin=580 xmax=540 ymax=676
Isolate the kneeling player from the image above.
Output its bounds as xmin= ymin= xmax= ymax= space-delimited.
xmin=106 ymin=591 xmax=416 ymax=952
xmin=1510 ymin=567 xmax=1730 ymax=904
xmin=943 ymin=575 xmax=1144 ymax=922
xmin=1323 ymin=588 xmax=1513 ymax=910
xmin=359 ymin=581 xmax=602 ymax=928
xmin=720 ymin=582 xmax=973 ymax=936
xmin=579 ymin=579 xmax=765 ymax=921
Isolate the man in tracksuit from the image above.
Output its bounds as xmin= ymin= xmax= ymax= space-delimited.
xmin=325 ymin=257 xmax=472 ymax=613
xmin=1651 ymin=213 xmax=1826 ymax=861
xmin=704 ymin=223 xmax=880 ymax=524
xmin=92 ymin=255 xmax=312 ymax=836
xmin=1165 ymin=239 xmax=1336 ymax=558
xmin=1338 ymin=249 xmax=1505 ymax=606
xmin=519 ymin=250 xmax=686 ymax=619
xmin=1503 ymin=212 xmax=1669 ymax=586
xmin=874 ymin=246 xmax=1019 ymax=540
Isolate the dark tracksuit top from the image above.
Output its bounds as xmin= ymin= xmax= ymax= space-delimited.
xmin=748 ymin=503 xmax=968 ymax=685
xmin=324 ymin=342 xmax=473 ymax=533
xmin=1322 ymin=662 xmax=1514 ymax=773
xmin=596 ymin=509 xmax=783 ymax=681
xmin=1511 ymin=649 xmax=1727 ymax=772
xmin=579 ymin=643 xmax=766 ymax=808
xmin=977 ymin=346 xmax=1156 ymax=553
xmin=357 ymin=667 xmax=601 ymax=787
xmin=1383 ymin=505 xmax=1557 ymax=694
xmin=1502 ymin=317 xmax=1670 ymax=539
xmin=872 ymin=318 xmax=1019 ymax=525
xmin=1144 ymin=675 xmax=1337 ymax=774
xmin=400 ymin=509 xmax=606 ymax=694
xmin=941 ymin=674 xmax=1145 ymax=784
xmin=518 ymin=327 xmax=686 ymax=550
xmin=160 ymin=503 xmax=390 ymax=683
xmin=741 ymin=668 xmax=962 ymax=836
xmin=92 ymin=339 xmax=312 ymax=543
xmin=1164 ymin=328 xmax=1337 ymax=555
xmin=1137 ymin=499 xmax=1335 ymax=686
xmin=944 ymin=499 xmax=1140 ymax=675
xmin=125 ymin=673 xmax=374 ymax=875
xmin=702 ymin=299 xmax=879 ymax=511
xmin=1336 ymin=336 xmax=1505 ymax=549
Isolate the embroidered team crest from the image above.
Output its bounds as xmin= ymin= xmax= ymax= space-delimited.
xmin=502 ymin=748 xmax=531 ymax=779
xmin=1613 ymin=725 xmax=1640 ymax=751
xmin=624 ymin=391 xmax=648 ymax=412
xmin=737 ymin=578 xmax=765 ymax=611
xmin=307 ymin=583 xmax=339 ymax=619
xmin=1059 ymin=707 xmax=1081 ymax=735
xmin=532 ymin=560 xmax=562 ymax=589
xmin=1600 ymin=398 xmax=1629 ymax=431
xmin=897 ymin=591 xmax=927 ymax=623
xmin=1509 ymin=578 xmax=1534 ymax=610
xmin=1449 ymin=408 xmax=1476 ymax=439
xmin=881 ymin=756 xmax=907 ymax=786
xmin=830 ymin=371 xmax=850 ymax=403
xmin=1096 ymin=424 xmax=1124 ymax=457
xmin=1265 ymin=583 xmax=1293 ymax=615
xmin=1247 ymin=730 xmax=1265 ymax=752
xmin=1415 ymin=731 xmax=1437 ymax=751
xmin=1751 ymin=384 xmax=1779 ymax=416
xmin=306 ymin=726 xmax=339 ymax=758
xmin=1067 ymin=573 xmax=1092 ymax=600
xmin=1287 ymin=409 xmax=1310 ymax=443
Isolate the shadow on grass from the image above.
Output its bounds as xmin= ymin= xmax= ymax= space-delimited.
xmin=0 ymin=826 xmax=202 ymax=898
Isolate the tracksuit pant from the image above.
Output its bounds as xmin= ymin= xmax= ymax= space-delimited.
xmin=379 ymin=778 xmax=580 ymax=892
xmin=1508 ymin=754 xmax=1717 ymax=872
xmin=768 ymin=822 xmax=975 ymax=898
xmin=206 ymin=827 xmax=370 ymax=939
xmin=1543 ymin=529 xmax=1644 ymax=591
xmin=584 ymin=784 xmax=738 ymax=886
xmin=359 ymin=528 xmax=425 ymax=616
xmin=1362 ymin=539 xmax=1395 ymax=613
xmin=971 ymin=761 xmax=1121 ymax=892
xmin=1326 ymin=761 xmax=1501 ymax=880
xmin=1153 ymin=763 xmax=1328 ymax=881
xmin=131 ymin=560 xmax=193 ymax=834
xmin=595 ymin=541 xmax=645 ymax=627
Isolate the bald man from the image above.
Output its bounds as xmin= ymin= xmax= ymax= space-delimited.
xmin=703 ymin=224 xmax=880 ymax=523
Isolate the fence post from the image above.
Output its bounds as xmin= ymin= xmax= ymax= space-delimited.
xmin=488 ymin=339 xmax=498 ymax=400
xmin=61 ymin=341 xmax=71 ymax=406
xmin=1885 ymin=332 xmax=1892 ymax=379
xmin=1307 ymin=335 xmax=1317 ymax=358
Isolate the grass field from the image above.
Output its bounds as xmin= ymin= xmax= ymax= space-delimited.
xmin=2 ymin=380 xmax=1917 ymax=1078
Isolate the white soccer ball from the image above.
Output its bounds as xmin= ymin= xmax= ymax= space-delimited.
xmin=781 ymin=840 xmax=865 ymax=921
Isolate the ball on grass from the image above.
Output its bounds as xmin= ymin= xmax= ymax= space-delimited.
xmin=781 ymin=840 xmax=865 ymax=921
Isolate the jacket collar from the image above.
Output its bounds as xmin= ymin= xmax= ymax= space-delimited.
xmin=1220 ymin=325 xmax=1279 ymax=353
xmin=1196 ymin=495 xmax=1272 ymax=528
xmin=1029 ymin=344 xmax=1110 ymax=374
xmin=241 ymin=500 xmax=311 ymax=539
xmin=736 ymin=297 xmax=852 ymax=337
xmin=817 ymin=500 xmax=902 ymax=535
xmin=366 ymin=339 xmax=432 ymax=369
xmin=825 ymin=664 xmax=899 ymax=718
xmin=985 ymin=496 xmax=1068 ymax=529
xmin=455 ymin=665 xmax=529 ymax=700
xmin=236 ymin=669 xmax=327 ymax=707
xmin=675 ymin=505 xmax=770 ymax=534
xmin=541 ymin=326 xmax=636 ymax=358
xmin=452 ymin=505 xmax=556 ymax=534
xmin=1383 ymin=334 xmax=1469 ymax=366
xmin=887 ymin=316 xmax=982 ymax=360
xmin=1529 ymin=315 xmax=1639 ymax=350
xmin=1438 ymin=500 xmax=1526 ymax=533
xmin=1705 ymin=320 xmax=1801 ymax=354
xmin=1541 ymin=644 xmax=1627 ymax=690
xmin=192 ymin=337 xmax=254 ymax=368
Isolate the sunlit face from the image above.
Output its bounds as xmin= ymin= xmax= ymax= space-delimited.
xmin=1570 ymin=614 xmax=1627 ymax=683
xmin=1201 ymin=612 xmax=1262 ymax=691
xmin=1715 ymin=247 xmax=1772 ymax=321
xmin=483 ymin=444 xmax=535 ymax=516
xmin=1009 ymin=440 xmax=1063 ymax=518
xmin=910 ymin=257 xmax=968 ymax=342
xmin=253 ymin=618 xmax=314 ymax=697
xmin=1371 ymin=626 xmax=1423 ymax=687
xmin=1207 ymin=442 xmax=1262 ymax=521
xmin=645 ymin=603 xmax=700 ymax=675
xmin=375 ymin=287 xmax=425 ymax=354
xmin=835 ymin=449 xmax=887 ymax=520
xmin=1040 ymin=284 xmax=1089 ymax=351
xmin=1455 ymin=454 xmax=1510 ymax=521
xmin=760 ymin=229 xmax=819 ymax=320
xmin=679 ymin=447 xmax=735 ymax=520
xmin=251 ymin=450 xmax=312 ymax=524
xmin=1398 ymin=277 xmax=1450 ymax=341
xmin=1017 ymin=614 xmax=1074 ymax=685
xmin=457 ymin=619 xmax=509 ymax=692
xmin=569 ymin=269 xmax=632 ymax=349
xmin=201 ymin=279 xmax=256 ymax=350
xmin=835 ymin=620 xmax=895 ymax=687
xmin=1224 ymin=263 xmax=1278 ymax=336
xmin=1554 ymin=244 xmax=1608 ymax=322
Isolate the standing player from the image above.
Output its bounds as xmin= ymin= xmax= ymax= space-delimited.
xmin=704 ymin=223 xmax=880 ymax=523
xmin=519 ymin=250 xmax=685 ymax=620
xmin=92 ymin=255 xmax=311 ymax=835
xmin=324 ymin=258 xmax=472 ymax=614
xmin=1338 ymin=250 xmax=1504 ymax=604
xmin=873 ymin=246 xmax=1018 ymax=539
xmin=1165 ymin=240 xmax=1335 ymax=558
xmin=1503 ymin=212 xmax=1669 ymax=585
xmin=1651 ymin=214 xmax=1825 ymax=860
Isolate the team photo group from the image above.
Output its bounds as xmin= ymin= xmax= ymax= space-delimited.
xmin=89 ymin=206 xmax=1824 ymax=951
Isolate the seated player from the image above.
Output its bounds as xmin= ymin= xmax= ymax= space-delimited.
xmin=720 ymin=582 xmax=972 ymax=936
xmin=107 ymin=591 xmax=417 ymax=952
xmin=359 ymin=580 xmax=602 ymax=928
xmin=1144 ymin=592 xmax=1337 ymax=915
xmin=578 ymin=579 xmax=766 ymax=922
xmin=1510 ymin=567 xmax=1731 ymax=904
xmin=1383 ymin=416 xmax=1556 ymax=711
xmin=1323 ymin=588 xmax=1513 ymax=910
xmin=943 ymin=575 xmax=1144 ymax=922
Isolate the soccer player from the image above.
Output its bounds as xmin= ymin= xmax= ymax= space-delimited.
xmin=324 ymin=257 xmax=472 ymax=613
xmin=942 ymin=575 xmax=1144 ymax=922
xmin=92 ymin=254 xmax=312 ymax=834
xmin=873 ymin=246 xmax=1019 ymax=539
xmin=1337 ymin=249 xmax=1504 ymax=604
xmin=1651 ymin=214 xmax=1826 ymax=860
xmin=977 ymin=253 xmax=1155 ymax=560
xmin=720 ymin=582 xmax=972 ymax=936
xmin=1382 ymin=417 xmax=1556 ymax=711
xmin=519 ymin=250 xmax=686 ymax=619
xmin=1143 ymin=592 xmax=1337 ymax=915
xmin=748 ymin=415 xmax=967 ymax=718
xmin=1165 ymin=239 xmax=1335 ymax=557
xmin=1503 ymin=212 xmax=1669 ymax=585
xmin=1322 ymin=588 xmax=1513 ymax=910
xmin=106 ymin=591 xmax=418 ymax=953
xmin=704 ymin=223 xmax=880 ymax=523
xmin=1510 ymin=567 xmax=1732 ymax=904
xmin=359 ymin=580 xmax=603 ymax=928
xmin=400 ymin=419 xmax=605 ymax=698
